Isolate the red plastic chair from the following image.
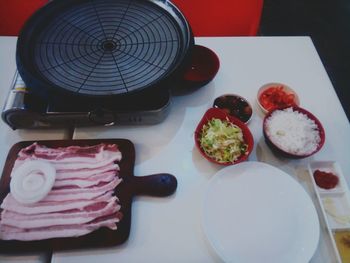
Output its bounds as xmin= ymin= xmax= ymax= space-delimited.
xmin=171 ymin=0 xmax=263 ymax=36
xmin=0 ymin=0 xmax=48 ymax=36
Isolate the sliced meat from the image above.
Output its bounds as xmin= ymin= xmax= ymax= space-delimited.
xmin=55 ymin=163 xmax=119 ymax=180
xmin=0 ymin=192 xmax=117 ymax=215
xmin=49 ymin=177 xmax=121 ymax=195
xmin=0 ymin=214 xmax=120 ymax=241
xmin=0 ymin=201 xmax=120 ymax=228
xmin=42 ymin=178 xmax=122 ymax=202
xmin=17 ymin=143 xmax=121 ymax=163
xmin=15 ymin=157 xmax=121 ymax=171
xmin=14 ymin=143 xmax=122 ymax=171
xmin=53 ymin=171 xmax=116 ymax=188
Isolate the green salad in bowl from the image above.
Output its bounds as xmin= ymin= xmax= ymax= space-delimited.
xmin=195 ymin=108 xmax=254 ymax=165
xmin=199 ymin=118 xmax=248 ymax=163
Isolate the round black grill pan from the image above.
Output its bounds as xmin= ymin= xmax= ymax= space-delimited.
xmin=17 ymin=0 xmax=193 ymax=99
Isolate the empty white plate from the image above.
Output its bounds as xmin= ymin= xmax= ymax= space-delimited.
xmin=202 ymin=161 xmax=319 ymax=263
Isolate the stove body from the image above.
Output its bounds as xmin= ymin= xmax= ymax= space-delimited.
xmin=2 ymin=72 xmax=171 ymax=129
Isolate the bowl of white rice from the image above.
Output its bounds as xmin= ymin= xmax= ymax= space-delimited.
xmin=263 ymin=106 xmax=325 ymax=158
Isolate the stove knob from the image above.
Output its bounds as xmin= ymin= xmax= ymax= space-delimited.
xmin=88 ymin=109 xmax=115 ymax=126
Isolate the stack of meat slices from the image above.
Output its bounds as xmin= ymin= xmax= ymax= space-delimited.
xmin=0 ymin=142 xmax=123 ymax=241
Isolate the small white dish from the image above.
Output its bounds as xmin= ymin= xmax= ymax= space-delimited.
xmin=308 ymin=161 xmax=345 ymax=194
xmin=307 ymin=161 xmax=350 ymax=262
xmin=321 ymin=195 xmax=350 ymax=230
xmin=257 ymin=82 xmax=300 ymax=114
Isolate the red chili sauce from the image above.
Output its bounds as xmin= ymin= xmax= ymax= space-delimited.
xmin=313 ymin=169 xmax=339 ymax=189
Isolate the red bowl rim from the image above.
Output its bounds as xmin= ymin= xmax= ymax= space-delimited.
xmin=194 ymin=107 xmax=254 ymax=165
xmin=263 ymin=106 xmax=325 ymax=158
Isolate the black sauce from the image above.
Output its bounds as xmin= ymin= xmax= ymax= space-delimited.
xmin=213 ymin=95 xmax=252 ymax=123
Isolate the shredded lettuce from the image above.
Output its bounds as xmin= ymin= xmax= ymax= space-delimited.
xmin=199 ymin=118 xmax=248 ymax=163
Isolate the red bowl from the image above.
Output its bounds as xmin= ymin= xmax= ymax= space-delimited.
xmin=182 ymin=45 xmax=220 ymax=88
xmin=194 ymin=108 xmax=254 ymax=165
xmin=263 ymin=106 xmax=325 ymax=158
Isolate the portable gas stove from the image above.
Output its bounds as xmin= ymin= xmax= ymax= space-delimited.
xmin=2 ymin=72 xmax=171 ymax=129
xmin=2 ymin=0 xmax=193 ymax=129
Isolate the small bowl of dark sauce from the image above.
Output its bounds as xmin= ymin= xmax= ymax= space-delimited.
xmin=213 ymin=94 xmax=253 ymax=124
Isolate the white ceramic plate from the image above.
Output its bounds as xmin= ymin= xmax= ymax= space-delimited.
xmin=202 ymin=161 xmax=320 ymax=263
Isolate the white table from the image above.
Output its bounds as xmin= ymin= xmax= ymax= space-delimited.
xmin=0 ymin=37 xmax=71 ymax=263
xmin=1 ymin=36 xmax=350 ymax=263
xmin=50 ymin=37 xmax=350 ymax=263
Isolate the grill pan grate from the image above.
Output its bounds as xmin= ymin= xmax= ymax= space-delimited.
xmin=17 ymin=0 xmax=192 ymax=97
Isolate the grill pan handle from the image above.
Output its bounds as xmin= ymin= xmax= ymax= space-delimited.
xmin=129 ymin=174 xmax=177 ymax=197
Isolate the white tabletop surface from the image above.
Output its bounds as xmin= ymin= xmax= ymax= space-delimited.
xmin=1 ymin=36 xmax=350 ymax=263
xmin=0 ymin=37 xmax=70 ymax=263
xmin=49 ymin=37 xmax=350 ymax=263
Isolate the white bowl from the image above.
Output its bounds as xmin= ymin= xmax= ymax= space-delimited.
xmin=257 ymin=82 xmax=300 ymax=114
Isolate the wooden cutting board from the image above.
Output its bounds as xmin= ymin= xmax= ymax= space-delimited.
xmin=0 ymin=139 xmax=177 ymax=252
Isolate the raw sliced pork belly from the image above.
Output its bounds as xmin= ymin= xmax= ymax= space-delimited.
xmin=17 ymin=143 xmax=122 ymax=163
xmin=14 ymin=155 xmax=121 ymax=171
xmin=1 ymin=201 xmax=121 ymax=228
xmin=43 ymin=178 xmax=122 ymax=202
xmin=54 ymin=163 xmax=120 ymax=180
xmin=53 ymin=171 xmax=117 ymax=188
xmin=0 ymin=192 xmax=116 ymax=215
xmin=0 ymin=214 xmax=120 ymax=241
xmin=0 ymin=142 xmax=123 ymax=241
xmin=13 ymin=142 xmax=122 ymax=170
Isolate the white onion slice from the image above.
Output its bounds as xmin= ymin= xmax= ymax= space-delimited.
xmin=10 ymin=160 xmax=56 ymax=204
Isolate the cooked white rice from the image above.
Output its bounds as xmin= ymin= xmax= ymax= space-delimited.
xmin=265 ymin=107 xmax=321 ymax=155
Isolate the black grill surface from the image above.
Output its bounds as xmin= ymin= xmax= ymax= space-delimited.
xmin=17 ymin=0 xmax=192 ymax=97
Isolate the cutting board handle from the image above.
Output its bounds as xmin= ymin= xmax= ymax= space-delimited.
xmin=130 ymin=173 xmax=177 ymax=197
